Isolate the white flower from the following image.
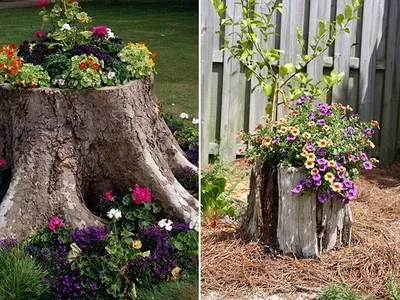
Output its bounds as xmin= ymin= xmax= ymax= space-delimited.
xmin=107 ymin=208 xmax=122 ymax=220
xmin=61 ymin=23 xmax=71 ymax=31
xmin=192 ymin=118 xmax=199 ymax=124
xmin=158 ymin=218 xmax=173 ymax=231
xmin=171 ymin=103 xmax=175 ymax=106
xmin=180 ymin=112 xmax=189 ymax=119
xmin=58 ymin=78 xmax=65 ymax=86
xmin=106 ymin=28 xmax=115 ymax=39
xmin=107 ymin=71 xmax=116 ymax=80
xmin=189 ymin=219 xmax=199 ymax=232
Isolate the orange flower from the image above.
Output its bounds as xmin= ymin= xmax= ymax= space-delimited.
xmin=6 ymin=51 xmax=14 ymax=59
xmin=371 ymin=120 xmax=380 ymax=128
xmin=331 ymin=182 xmax=343 ymax=192
xmin=79 ymin=62 xmax=87 ymax=69
xmin=153 ymin=52 xmax=158 ymax=59
xmin=290 ymin=127 xmax=300 ymax=136
xmin=318 ymin=140 xmax=328 ymax=148
xmin=302 ymin=132 xmax=311 ymax=139
xmin=87 ymin=58 xmax=94 ymax=65
xmin=148 ymin=58 xmax=155 ymax=67
xmin=306 ymin=153 xmax=315 ymax=161
xmin=8 ymin=66 xmax=19 ymax=75
xmin=280 ymin=127 xmax=287 ymax=133
xmin=311 ymin=168 xmax=319 ymax=175
xmin=139 ymin=41 xmax=146 ymax=46
xmin=262 ymin=137 xmax=272 ymax=147
xmin=0 ymin=62 xmax=3 ymax=70
xmin=29 ymin=82 xmax=37 ymax=88
xmin=324 ymin=172 xmax=335 ymax=182
xmin=92 ymin=63 xmax=100 ymax=71
xmin=322 ymin=125 xmax=330 ymax=131
xmin=328 ymin=160 xmax=336 ymax=167
xmin=367 ymin=140 xmax=375 ymax=148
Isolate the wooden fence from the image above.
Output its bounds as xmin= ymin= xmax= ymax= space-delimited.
xmin=200 ymin=0 xmax=400 ymax=164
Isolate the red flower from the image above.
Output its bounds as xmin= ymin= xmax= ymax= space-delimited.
xmin=0 ymin=159 xmax=6 ymax=167
xmin=104 ymin=190 xmax=113 ymax=201
xmin=91 ymin=25 xmax=108 ymax=38
xmin=91 ymin=63 xmax=100 ymax=71
xmin=48 ymin=216 xmax=65 ymax=231
xmin=37 ymin=0 xmax=49 ymax=7
xmin=152 ymin=52 xmax=158 ymax=60
xmin=79 ymin=62 xmax=86 ymax=69
xmin=132 ymin=184 xmax=152 ymax=204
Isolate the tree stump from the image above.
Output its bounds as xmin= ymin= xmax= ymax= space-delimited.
xmin=0 ymin=77 xmax=198 ymax=238
xmin=243 ymin=163 xmax=352 ymax=258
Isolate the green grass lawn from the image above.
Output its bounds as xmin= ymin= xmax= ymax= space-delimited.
xmin=0 ymin=0 xmax=198 ymax=117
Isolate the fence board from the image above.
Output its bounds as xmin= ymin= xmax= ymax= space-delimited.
xmin=202 ymin=0 xmax=400 ymax=164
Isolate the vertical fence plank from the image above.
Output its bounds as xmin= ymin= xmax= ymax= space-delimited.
xmin=200 ymin=0 xmax=217 ymax=164
xmin=358 ymin=0 xmax=381 ymax=122
xmin=219 ymin=1 xmax=242 ymax=161
xmin=308 ymin=0 xmax=331 ymax=102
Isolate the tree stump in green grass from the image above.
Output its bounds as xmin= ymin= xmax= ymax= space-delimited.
xmin=243 ymin=163 xmax=352 ymax=258
xmin=0 ymin=77 xmax=198 ymax=238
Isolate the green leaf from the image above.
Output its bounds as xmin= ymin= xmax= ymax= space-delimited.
xmin=279 ymin=63 xmax=294 ymax=77
xmin=344 ymin=4 xmax=353 ymax=20
xmin=263 ymin=82 xmax=274 ymax=97
xmin=318 ymin=21 xmax=327 ymax=37
xmin=265 ymin=103 xmax=273 ymax=116
xmin=67 ymin=242 xmax=82 ymax=262
xmin=122 ymin=195 xmax=133 ymax=206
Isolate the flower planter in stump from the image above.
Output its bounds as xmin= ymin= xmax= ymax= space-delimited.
xmin=0 ymin=77 xmax=198 ymax=239
xmin=243 ymin=163 xmax=352 ymax=258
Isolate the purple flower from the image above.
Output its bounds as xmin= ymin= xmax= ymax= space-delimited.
xmin=343 ymin=179 xmax=353 ymax=189
xmin=319 ymin=164 xmax=328 ymax=171
xmin=272 ymin=138 xmax=281 ymax=144
xmin=350 ymin=155 xmax=360 ymax=162
xmin=304 ymin=180 xmax=313 ymax=189
xmin=312 ymin=173 xmax=321 ymax=181
xmin=317 ymin=103 xmax=332 ymax=116
xmin=0 ymin=238 xmax=17 ymax=251
xmin=317 ymin=119 xmax=326 ymax=126
xmin=287 ymin=134 xmax=296 ymax=141
xmin=347 ymin=186 xmax=358 ymax=200
xmin=313 ymin=180 xmax=322 ymax=187
xmin=345 ymin=126 xmax=355 ymax=136
xmin=308 ymin=112 xmax=315 ymax=120
xmin=291 ymin=184 xmax=303 ymax=195
xmin=337 ymin=171 xmax=345 ymax=179
xmin=296 ymin=96 xmax=306 ymax=106
xmin=280 ymin=149 xmax=287 ymax=157
xmin=363 ymin=161 xmax=373 ymax=170
xmin=316 ymin=148 xmax=325 ymax=156
xmin=360 ymin=152 xmax=368 ymax=161
xmin=316 ymin=158 xmax=328 ymax=165
xmin=306 ymin=144 xmax=315 ymax=152
xmin=362 ymin=128 xmax=375 ymax=136
xmin=72 ymin=226 xmax=108 ymax=252
xmin=318 ymin=194 xmax=327 ymax=203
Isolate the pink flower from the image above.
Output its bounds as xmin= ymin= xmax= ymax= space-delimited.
xmin=33 ymin=30 xmax=48 ymax=39
xmin=48 ymin=216 xmax=65 ymax=231
xmin=91 ymin=25 xmax=108 ymax=38
xmin=37 ymin=0 xmax=49 ymax=7
xmin=132 ymin=184 xmax=152 ymax=204
xmin=0 ymin=159 xmax=6 ymax=167
xmin=104 ymin=190 xmax=113 ymax=201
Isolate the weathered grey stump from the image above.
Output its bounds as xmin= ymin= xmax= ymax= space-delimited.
xmin=243 ymin=163 xmax=352 ymax=258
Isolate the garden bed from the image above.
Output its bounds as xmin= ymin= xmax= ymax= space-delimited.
xmin=201 ymin=160 xmax=400 ymax=299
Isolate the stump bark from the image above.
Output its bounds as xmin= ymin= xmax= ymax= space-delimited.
xmin=0 ymin=77 xmax=198 ymax=238
xmin=243 ymin=163 xmax=352 ymax=257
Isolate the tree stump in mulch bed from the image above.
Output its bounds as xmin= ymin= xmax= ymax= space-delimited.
xmin=0 ymin=77 xmax=198 ymax=238
xmin=243 ymin=163 xmax=352 ymax=258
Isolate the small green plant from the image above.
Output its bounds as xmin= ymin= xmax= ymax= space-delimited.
xmin=118 ymin=42 xmax=156 ymax=79
xmin=0 ymin=246 xmax=51 ymax=300
xmin=212 ymin=0 xmax=363 ymax=120
xmin=68 ymin=54 xmax=103 ymax=89
xmin=43 ymin=53 xmax=71 ymax=85
xmin=387 ymin=273 xmax=400 ymax=300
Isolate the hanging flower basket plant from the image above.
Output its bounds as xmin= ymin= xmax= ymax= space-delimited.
xmin=239 ymin=96 xmax=379 ymax=257
xmin=0 ymin=0 xmax=157 ymax=89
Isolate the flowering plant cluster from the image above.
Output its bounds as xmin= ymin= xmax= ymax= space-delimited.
xmin=238 ymin=96 xmax=379 ymax=203
xmin=0 ymin=0 xmax=157 ymax=89
xmin=23 ymin=186 xmax=198 ymax=299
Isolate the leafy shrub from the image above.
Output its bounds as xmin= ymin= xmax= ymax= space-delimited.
xmin=68 ymin=54 xmax=103 ymax=89
xmin=43 ymin=53 xmax=71 ymax=84
xmin=118 ymin=42 xmax=156 ymax=79
xmin=0 ymin=246 xmax=51 ymax=300
xmin=8 ymin=63 xmax=50 ymax=88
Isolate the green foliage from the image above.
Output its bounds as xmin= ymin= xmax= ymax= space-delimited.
xmin=68 ymin=54 xmax=103 ymax=89
xmin=118 ymin=42 xmax=156 ymax=79
xmin=102 ymin=58 xmax=130 ymax=86
xmin=387 ymin=273 xmax=400 ymax=300
xmin=213 ymin=0 xmax=363 ymax=120
xmin=0 ymin=247 xmax=51 ymax=300
xmin=43 ymin=53 xmax=71 ymax=83
xmin=170 ymin=230 xmax=198 ymax=266
xmin=8 ymin=63 xmax=50 ymax=88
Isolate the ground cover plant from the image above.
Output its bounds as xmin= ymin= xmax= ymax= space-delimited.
xmin=0 ymin=185 xmax=199 ymax=299
xmin=0 ymin=0 xmax=198 ymax=116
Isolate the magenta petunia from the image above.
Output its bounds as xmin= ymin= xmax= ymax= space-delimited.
xmin=132 ymin=184 xmax=152 ymax=204
xmin=33 ymin=30 xmax=48 ymax=39
xmin=0 ymin=158 xmax=6 ymax=167
xmin=104 ymin=190 xmax=113 ymax=201
xmin=37 ymin=0 xmax=49 ymax=7
xmin=48 ymin=216 xmax=65 ymax=231
xmin=92 ymin=25 xmax=108 ymax=37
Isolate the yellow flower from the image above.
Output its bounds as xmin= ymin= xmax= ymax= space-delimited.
xmin=371 ymin=120 xmax=380 ymax=128
xmin=301 ymin=150 xmax=308 ymax=157
xmin=291 ymin=127 xmax=300 ymax=136
xmin=148 ymin=58 xmax=155 ymax=67
xmin=367 ymin=140 xmax=375 ymax=148
xmin=331 ymin=182 xmax=343 ymax=192
xmin=127 ymin=42 xmax=135 ymax=48
xmin=346 ymin=105 xmax=353 ymax=111
xmin=324 ymin=172 xmax=335 ymax=182
xmin=338 ymin=166 xmax=346 ymax=172
xmin=311 ymin=168 xmax=319 ymax=175
xmin=304 ymin=160 xmax=315 ymax=169
xmin=262 ymin=137 xmax=272 ymax=147
xmin=307 ymin=153 xmax=316 ymax=161
xmin=322 ymin=125 xmax=330 ymax=131
xmin=145 ymin=48 xmax=150 ymax=55
xmin=280 ymin=127 xmax=288 ymax=133
xmin=318 ymin=140 xmax=328 ymax=148
xmin=132 ymin=240 xmax=142 ymax=249
xmin=308 ymin=121 xmax=315 ymax=127
xmin=302 ymin=132 xmax=311 ymax=139
xmin=279 ymin=118 xmax=286 ymax=124
xmin=328 ymin=160 xmax=336 ymax=167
